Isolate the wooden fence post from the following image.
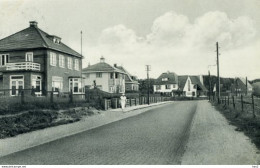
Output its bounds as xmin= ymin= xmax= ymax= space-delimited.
xmin=228 ymin=96 xmax=229 ymax=106
xmin=21 ymin=90 xmax=25 ymax=104
xmin=241 ymin=95 xmax=244 ymax=112
xmin=69 ymin=89 xmax=73 ymax=103
xmin=232 ymin=96 xmax=235 ymax=109
xmin=225 ymin=97 xmax=226 ymax=105
xmin=50 ymin=91 xmax=54 ymax=103
xmin=252 ymin=95 xmax=256 ymax=118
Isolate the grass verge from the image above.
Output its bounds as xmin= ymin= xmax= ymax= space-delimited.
xmin=212 ymin=101 xmax=260 ymax=151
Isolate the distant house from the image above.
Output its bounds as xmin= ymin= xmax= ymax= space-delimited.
xmin=82 ymin=57 xmax=126 ymax=93
xmin=153 ymin=71 xmax=179 ymax=95
xmin=230 ymin=77 xmax=253 ymax=96
xmin=0 ymin=21 xmax=83 ymax=96
xmin=178 ymin=75 xmax=207 ymax=97
xmin=116 ymin=65 xmax=139 ymax=92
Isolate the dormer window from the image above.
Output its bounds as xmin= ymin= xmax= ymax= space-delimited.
xmin=162 ymin=78 xmax=168 ymax=81
xmin=25 ymin=52 xmax=33 ymax=62
xmin=48 ymin=35 xmax=61 ymax=44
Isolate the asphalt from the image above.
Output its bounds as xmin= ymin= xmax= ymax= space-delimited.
xmin=0 ymin=101 xmax=198 ymax=165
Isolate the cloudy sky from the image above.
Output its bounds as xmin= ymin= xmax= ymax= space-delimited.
xmin=0 ymin=0 xmax=260 ymax=79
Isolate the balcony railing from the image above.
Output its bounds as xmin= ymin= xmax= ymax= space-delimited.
xmin=6 ymin=62 xmax=40 ymax=71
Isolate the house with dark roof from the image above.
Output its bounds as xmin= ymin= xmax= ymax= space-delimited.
xmin=230 ymin=77 xmax=253 ymax=96
xmin=153 ymin=71 xmax=207 ymax=97
xmin=116 ymin=65 xmax=139 ymax=92
xmin=178 ymin=75 xmax=207 ymax=97
xmin=153 ymin=71 xmax=179 ymax=95
xmin=82 ymin=57 xmax=126 ymax=93
xmin=0 ymin=21 xmax=83 ymax=96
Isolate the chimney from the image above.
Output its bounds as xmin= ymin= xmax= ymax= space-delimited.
xmin=29 ymin=21 xmax=38 ymax=27
xmin=114 ymin=64 xmax=117 ymax=67
xmin=198 ymin=75 xmax=204 ymax=85
xmin=100 ymin=56 xmax=105 ymax=63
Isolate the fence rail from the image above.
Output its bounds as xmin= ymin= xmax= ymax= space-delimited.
xmin=210 ymin=94 xmax=260 ymax=118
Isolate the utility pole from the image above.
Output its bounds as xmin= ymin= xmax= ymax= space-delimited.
xmin=80 ymin=31 xmax=83 ymax=94
xmin=216 ymin=42 xmax=220 ymax=104
xmin=146 ymin=65 xmax=151 ymax=105
xmin=208 ymin=70 xmax=211 ymax=101
xmin=246 ymin=77 xmax=248 ymax=96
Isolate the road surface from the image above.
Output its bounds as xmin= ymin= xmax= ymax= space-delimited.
xmin=0 ymin=101 xmax=198 ymax=165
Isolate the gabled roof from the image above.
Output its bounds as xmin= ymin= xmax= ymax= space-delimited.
xmin=178 ymin=75 xmax=207 ymax=91
xmin=117 ymin=66 xmax=138 ymax=84
xmin=0 ymin=22 xmax=82 ymax=58
xmin=190 ymin=76 xmax=208 ymax=91
xmin=238 ymin=77 xmax=253 ymax=88
xmin=155 ymin=72 xmax=178 ymax=85
xmin=82 ymin=62 xmax=125 ymax=73
xmin=177 ymin=75 xmax=188 ymax=90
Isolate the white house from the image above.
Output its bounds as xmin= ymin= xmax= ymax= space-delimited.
xmin=153 ymin=72 xmax=179 ymax=95
xmin=82 ymin=57 xmax=126 ymax=93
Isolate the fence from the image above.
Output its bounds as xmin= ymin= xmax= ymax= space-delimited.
xmin=102 ymin=96 xmax=169 ymax=110
xmin=210 ymin=94 xmax=260 ymax=118
xmin=0 ymin=89 xmax=85 ymax=106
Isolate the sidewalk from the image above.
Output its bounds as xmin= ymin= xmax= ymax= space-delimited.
xmin=0 ymin=101 xmax=172 ymax=158
xmin=181 ymin=100 xmax=260 ymax=165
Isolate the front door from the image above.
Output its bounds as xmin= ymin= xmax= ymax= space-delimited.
xmin=10 ymin=76 xmax=24 ymax=96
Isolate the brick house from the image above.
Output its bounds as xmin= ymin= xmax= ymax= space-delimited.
xmin=116 ymin=65 xmax=139 ymax=92
xmin=0 ymin=21 xmax=83 ymax=96
xmin=82 ymin=57 xmax=126 ymax=93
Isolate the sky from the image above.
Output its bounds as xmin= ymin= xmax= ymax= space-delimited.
xmin=0 ymin=0 xmax=260 ymax=80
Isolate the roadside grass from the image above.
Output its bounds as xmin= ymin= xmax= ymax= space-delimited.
xmin=212 ymin=101 xmax=260 ymax=150
xmin=0 ymin=107 xmax=97 ymax=139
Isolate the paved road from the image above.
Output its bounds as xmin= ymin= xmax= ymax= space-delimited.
xmin=0 ymin=101 xmax=198 ymax=165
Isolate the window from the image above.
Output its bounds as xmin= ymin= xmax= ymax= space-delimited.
xmin=69 ymin=78 xmax=83 ymax=94
xmin=86 ymin=74 xmax=90 ymax=78
xmin=52 ymin=76 xmax=63 ymax=92
xmin=10 ymin=75 xmax=24 ymax=96
xmin=96 ymin=72 xmax=102 ymax=78
xmin=59 ymin=55 xmax=65 ymax=68
xmin=32 ymin=75 xmax=42 ymax=94
xmin=0 ymin=54 xmax=9 ymax=66
xmin=115 ymin=73 xmax=118 ymax=79
xmin=74 ymin=59 xmax=79 ymax=70
xmin=67 ymin=57 xmax=72 ymax=69
xmin=165 ymin=84 xmax=171 ymax=89
xmin=156 ymin=85 xmax=161 ymax=90
xmin=173 ymin=84 xmax=176 ymax=88
xmin=162 ymin=78 xmax=168 ymax=81
xmin=110 ymin=73 xmax=114 ymax=79
xmin=188 ymin=80 xmax=191 ymax=91
xmin=50 ymin=52 xmax=57 ymax=66
xmin=25 ymin=52 xmax=33 ymax=62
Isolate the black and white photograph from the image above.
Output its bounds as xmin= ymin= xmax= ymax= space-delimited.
xmin=0 ymin=0 xmax=260 ymax=166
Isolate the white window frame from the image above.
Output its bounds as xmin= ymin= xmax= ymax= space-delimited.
xmin=69 ymin=78 xmax=82 ymax=94
xmin=96 ymin=72 xmax=102 ymax=78
xmin=31 ymin=75 xmax=42 ymax=95
xmin=74 ymin=59 xmax=79 ymax=71
xmin=10 ymin=75 xmax=24 ymax=96
xmin=0 ymin=54 xmax=9 ymax=66
xmin=25 ymin=52 xmax=33 ymax=62
xmin=67 ymin=57 xmax=72 ymax=69
xmin=59 ymin=55 xmax=65 ymax=68
xmin=162 ymin=78 xmax=168 ymax=81
xmin=52 ymin=76 xmax=63 ymax=93
xmin=50 ymin=52 xmax=57 ymax=66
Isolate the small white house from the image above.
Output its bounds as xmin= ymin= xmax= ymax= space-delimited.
xmin=82 ymin=57 xmax=126 ymax=93
xmin=153 ymin=72 xmax=179 ymax=95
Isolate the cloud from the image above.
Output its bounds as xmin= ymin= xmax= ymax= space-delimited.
xmin=85 ymin=11 xmax=258 ymax=79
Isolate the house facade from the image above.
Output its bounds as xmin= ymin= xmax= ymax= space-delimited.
xmin=0 ymin=21 xmax=83 ymax=96
xmin=153 ymin=72 xmax=179 ymax=95
xmin=153 ymin=72 xmax=207 ymax=97
xmin=116 ymin=65 xmax=139 ymax=92
xmin=230 ymin=77 xmax=253 ymax=96
xmin=82 ymin=57 xmax=126 ymax=93
xmin=178 ymin=75 xmax=207 ymax=97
